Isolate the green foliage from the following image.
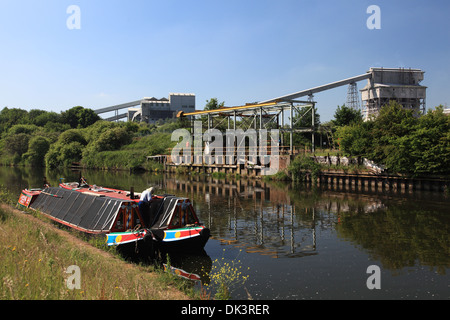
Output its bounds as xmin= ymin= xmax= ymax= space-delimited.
xmin=0 ymin=107 xmax=28 ymax=133
xmin=57 ymin=129 xmax=87 ymax=146
xmin=94 ymin=127 xmax=132 ymax=152
xmin=205 ymin=98 xmax=225 ymax=111
xmin=336 ymin=101 xmax=450 ymax=175
xmin=333 ymin=104 xmax=363 ymax=127
xmin=22 ymin=136 xmax=51 ymax=167
xmin=61 ymin=106 xmax=101 ymax=129
xmin=3 ymin=133 xmax=30 ymax=159
xmin=336 ymin=121 xmax=373 ymax=157
xmin=288 ymin=154 xmax=321 ymax=181
xmin=0 ymin=106 xmax=100 ymax=167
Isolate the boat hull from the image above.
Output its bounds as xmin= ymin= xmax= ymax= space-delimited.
xmin=107 ymin=225 xmax=210 ymax=253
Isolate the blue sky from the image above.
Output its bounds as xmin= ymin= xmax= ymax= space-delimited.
xmin=0 ymin=0 xmax=449 ymax=121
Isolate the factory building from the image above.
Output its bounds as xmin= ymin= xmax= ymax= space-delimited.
xmin=127 ymin=93 xmax=195 ymax=124
xmin=360 ymin=68 xmax=427 ymax=121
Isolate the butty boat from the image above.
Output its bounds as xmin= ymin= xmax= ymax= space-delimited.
xmin=17 ymin=182 xmax=210 ymax=255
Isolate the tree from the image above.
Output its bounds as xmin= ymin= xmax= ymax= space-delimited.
xmin=61 ymin=106 xmax=100 ymax=128
xmin=93 ymin=127 xmax=132 ymax=152
xmin=409 ymin=106 xmax=450 ymax=174
xmin=205 ymin=98 xmax=225 ymax=111
xmin=203 ymin=98 xmax=227 ymax=131
xmin=336 ymin=121 xmax=373 ymax=157
xmin=22 ymin=136 xmax=50 ymax=167
xmin=333 ymin=104 xmax=363 ymax=127
xmin=336 ymin=101 xmax=450 ymax=175
xmin=44 ymin=128 xmax=87 ymax=168
xmin=57 ymin=129 xmax=87 ymax=146
xmin=3 ymin=133 xmax=30 ymax=157
xmin=369 ymin=101 xmax=418 ymax=166
xmin=0 ymin=107 xmax=28 ymax=133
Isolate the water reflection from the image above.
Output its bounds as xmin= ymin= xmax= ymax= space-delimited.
xmin=1 ymin=166 xmax=449 ymax=298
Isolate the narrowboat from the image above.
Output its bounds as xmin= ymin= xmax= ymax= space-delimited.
xmin=17 ymin=182 xmax=210 ymax=255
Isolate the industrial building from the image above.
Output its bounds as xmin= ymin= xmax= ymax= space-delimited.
xmin=360 ymin=68 xmax=427 ymax=120
xmin=127 ymin=93 xmax=195 ymax=124
xmin=95 ymin=67 xmax=427 ymax=126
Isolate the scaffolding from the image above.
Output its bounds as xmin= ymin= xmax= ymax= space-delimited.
xmin=177 ymin=100 xmax=317 ymax=154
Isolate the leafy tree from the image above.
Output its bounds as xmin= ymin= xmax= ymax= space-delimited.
xmin=3 ymin=133 xmax=30 ymax=157
xmin=61 ymin=106 xmax=100 ymax=128
xmin=336 ymin=101 xmax=450 ymax=175
xmin=32 ymin=111 xmax=62 ymax=127
xmin=22 ymin=136 xmax=50 ymax=167
xmin=369 ymin=101 xmax=418 ymax=168
xmin=205 ymin=98 xmax=225 ymax=111
xmin=93 ymin=127 xmax=132 ymax=152
xmin=6 ymin=124 xmax=39 ymax=136
xmin=44 ymin=129 xmax=87 ymax=168
xmin=409 ymin=106 xmax=450 ymax=174
xmin=0 ymin=107 xmax=28 ymax=132
xmin=336 ymin=121 xmax=373 ymax=157
xmin=333 ymin=104 xmax=363 ymax=127
xmin=57 ymin=129 xmax=87 ymax=146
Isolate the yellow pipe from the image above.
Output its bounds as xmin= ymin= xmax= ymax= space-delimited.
xmin=178 ymin=101 xmax=280 ymax=117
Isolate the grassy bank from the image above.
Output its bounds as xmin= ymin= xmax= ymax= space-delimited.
xmin=0 ymin=201 xmax=193 ymax=300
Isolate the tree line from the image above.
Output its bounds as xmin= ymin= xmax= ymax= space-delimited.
xmin=333 ymin=102 xmax=450 ymax=176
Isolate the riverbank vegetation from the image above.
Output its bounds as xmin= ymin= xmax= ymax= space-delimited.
xmin=334 ymin=102 xmax=450 ymax=176
xmin=272 ymin=102 xmax=449 ymax=181
xmin=0 ymin=106 xmax=182 ymax=171
xmin=1 ymin=101 xmax=448 ymax=177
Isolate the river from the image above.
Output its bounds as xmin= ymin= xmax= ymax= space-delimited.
xmin=1 ymin=166 xmax=449 ymax=300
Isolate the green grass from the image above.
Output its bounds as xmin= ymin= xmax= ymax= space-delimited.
xmin=0 ymin=203 xmax=194 ymax=300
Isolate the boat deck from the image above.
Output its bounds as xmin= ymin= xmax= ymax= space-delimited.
xmin=60 ymin=183 xmax=141 ymax=202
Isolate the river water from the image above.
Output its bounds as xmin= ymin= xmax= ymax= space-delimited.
xmin=1 ymin=166 xmax=449 ymax=300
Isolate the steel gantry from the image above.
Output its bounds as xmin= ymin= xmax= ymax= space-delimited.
xmin=177 ymin=99 xmax=317 ymax=154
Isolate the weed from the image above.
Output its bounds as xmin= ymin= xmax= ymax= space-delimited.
xmin=204 ymin=249 xmax=250 ymax=300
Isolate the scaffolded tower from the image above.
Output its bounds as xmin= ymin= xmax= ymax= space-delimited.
xmin=360 ymin=68 xmax=427 ymax=120
xmin=346 ymin=82 xmax=361 ymax=110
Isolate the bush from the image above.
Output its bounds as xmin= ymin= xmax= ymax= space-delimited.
xmin=22 ymin=136 xmax=50 ymax=167
xmin=288 ymin=154 xmax=321 ymax=181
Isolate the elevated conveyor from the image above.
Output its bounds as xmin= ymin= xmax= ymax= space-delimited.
xmin=259 ymin=73 xmax=372 ymax=104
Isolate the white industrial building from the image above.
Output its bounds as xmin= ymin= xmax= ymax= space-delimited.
xmin=127 ymin=93 xmax=195 ymax=124
xmin=360 ymin=68 xmax=427 ymax=121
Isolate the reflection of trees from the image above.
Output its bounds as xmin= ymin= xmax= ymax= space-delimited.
xmin=336 ymin=205 xmax=450 ymax=274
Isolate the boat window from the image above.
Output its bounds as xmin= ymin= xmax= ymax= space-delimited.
xmin=169 ymin=208 xmax=181 ymax=228
xmin=183 ymin=206 xmax=197 ymax=225
xmin=115 ymin=212 xmax=124 ymax=231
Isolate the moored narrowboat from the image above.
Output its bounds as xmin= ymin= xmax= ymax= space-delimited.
xmin=17 ymin=182 xmax=210 ymax=255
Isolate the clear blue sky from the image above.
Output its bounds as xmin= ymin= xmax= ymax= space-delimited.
xmin=0 ymin=0 xmax=449 ymax=121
